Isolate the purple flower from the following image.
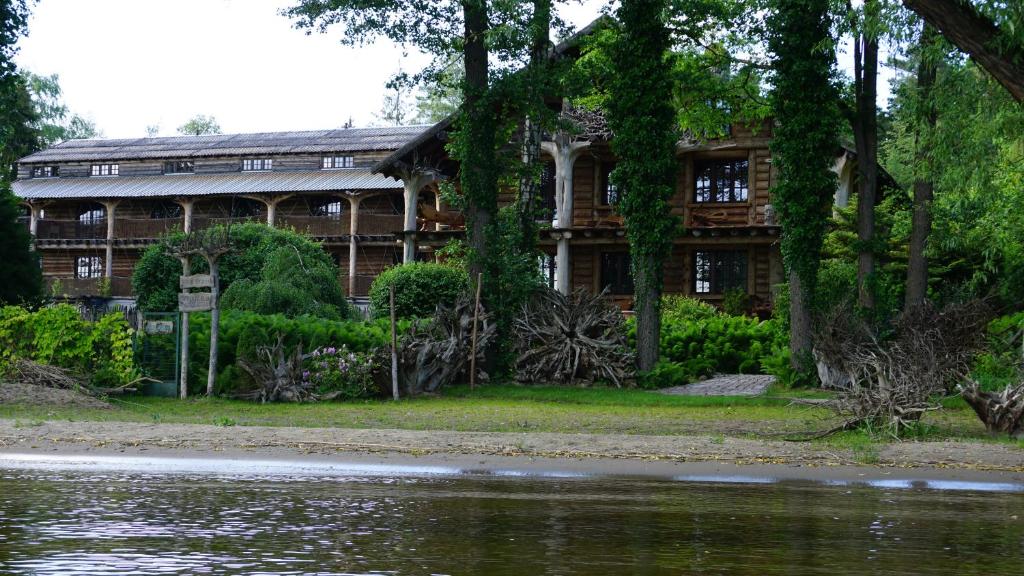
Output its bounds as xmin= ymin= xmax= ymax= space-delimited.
xmin=326 ymin=347 xmax=337 ymax=355
xmin=302 ymin=370 xmax=310 ymax=379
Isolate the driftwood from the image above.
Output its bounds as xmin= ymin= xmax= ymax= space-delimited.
xmin=236 ymin=334 xmax=315 ymax=403
xmin=400 ymin=295 xmax=495 ymax=394
xmin=513 ymin=287 xmax=635 ymax=387
xmin=813 ymin=300 xmax=990 ymax=435
xmin=960 ymin=379 xmax=1024 ymax=439
xmin=7 ymin=359 xmax=84 ymax=390
xmin=417 ymin=202 xmax=465 ymax=229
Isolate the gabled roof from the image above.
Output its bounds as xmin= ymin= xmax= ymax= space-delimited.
xmin=18 ymin=125 xmax=431 ymax=164
xmin=12 ymin=169 xmax=401 ymax=200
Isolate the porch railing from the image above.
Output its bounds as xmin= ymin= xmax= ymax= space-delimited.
xmin=114 ymin=218 xmax=182 ymax=239
xmin=45 ymin=276 xmax=133 ymax=298
xmin=358 ymin=213 xmax=404 ymax=235
xmin=35 ymin=219 xmax=106 ymax=240
xmin=278 ymin=214 xmax=350 ymax=237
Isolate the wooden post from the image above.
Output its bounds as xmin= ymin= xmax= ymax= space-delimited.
xmin=469 ymin=272 xmax=483 ymax=390
xmin=207 ymin=258 xmax=220 ymax=397
xmin=390 ymin=284 xmax=399 ymax=401
xmin=179 ymin=255 xmax=190 ymax=399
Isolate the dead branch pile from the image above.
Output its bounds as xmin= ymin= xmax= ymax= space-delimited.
xmin=513 ymin=287 xmax=635 ymax=387
xmin=561 ymin=105 xmax=612 ymax=141
xmin=7 ymin=358 xmax=84 ymax=390
xmin=236 ymin=334 xmax=316 ymax=403
xmin=960 ymin=378 xmax=1024 ymax=439
xmin=813 ymin=300 xmax=990 ymax=434
xmin=400 ymin=295 xmax=495 ymax=394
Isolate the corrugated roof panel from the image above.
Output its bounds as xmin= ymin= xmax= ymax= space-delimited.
xmin=12 ymin=170 xmax=402 ymax=200
xmin=18 ymin=125 xmax=431 ymax=164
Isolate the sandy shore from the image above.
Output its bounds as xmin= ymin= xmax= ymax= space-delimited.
xmin=1 ymin=418 xmax=1022 ymax=485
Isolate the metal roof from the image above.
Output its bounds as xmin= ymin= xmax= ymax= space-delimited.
xmin=12 ymin=170 xmax=402 ymax=200
xmin=18 ymin=126 xmax=431 ymax=164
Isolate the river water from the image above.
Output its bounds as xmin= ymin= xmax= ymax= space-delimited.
xmin=1 ymin=461 xmax=1022 ymax=575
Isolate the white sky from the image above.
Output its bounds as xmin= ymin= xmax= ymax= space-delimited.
xmin=14 ymin=0 xmax=890 ymax=140
xmin=14 ymin=0 xmax=608 ymax=139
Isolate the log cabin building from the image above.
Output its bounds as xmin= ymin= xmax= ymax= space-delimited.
xmin=13 ymin=118 xmax=856 ymax=314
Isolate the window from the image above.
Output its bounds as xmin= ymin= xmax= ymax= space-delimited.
xmin=241 ymin=158 xmax=272 ymax=171
xmin=78 ymin=206 xmax=105 ymax=225
xmin=693 ymin=250 xmax=747 ymax=294
xmin=164 ymin=160 xmax=194 ymax=174
xmin=600 ymin=252 xmax=633 ymax=295
xmin=538 ymin=253 xmax=556 ymax=289
xmin=599 ymin=162 xmax=619 ymax=206
xmin=311 ymin=199 xmax=344 ymax=218
xmin=75 ymin=256 xmax=103 ymax=279
xmin=322 ymin=156 xmax=354 ymax=169
xmin=90 ymin=164 xmax=119 ymax=177
xmin=694 ymin=159 xmax=748 ymax=202
xmin=31 ymin=166 xmax=58 ymax=178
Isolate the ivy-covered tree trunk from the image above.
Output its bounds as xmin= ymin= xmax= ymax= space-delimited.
xmin=853 ymin=0 xmax=880 ymax=311
xmin=905 ymin=24 xmax=939 ymax=310
xmin=606 ymin=0 xmax=678 ymax=371
xmin=516 ymin=0 xmax=552 ymax=253
xmin=460 ymin=0 xmax=498 ymax=284
xmin=767 ymin=0 xmax=841 ymax=372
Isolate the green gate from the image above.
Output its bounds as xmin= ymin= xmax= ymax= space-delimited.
xmin=137 ymin=312 xmax=180 ymax=398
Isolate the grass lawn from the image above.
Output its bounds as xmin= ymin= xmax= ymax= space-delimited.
xmin=0 ymin=383 xmax=996 ymax=444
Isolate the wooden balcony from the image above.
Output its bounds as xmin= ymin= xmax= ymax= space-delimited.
xmin=35 ymin=219 xmax=106 ymax=241
xmin=279 ymin=214 xmax=350 ymax=237
xmin=347 ymin=275 xmax=376 ymax=297
xmin=358 ymin=213 xmax=404 ymax=235
xmin=46 ymin=276 xmax=133 ymax=298
xmin=114 ymin=218 xmax=182 ymax=239
xmin=192 ymin=216 xmax=260 ymax=231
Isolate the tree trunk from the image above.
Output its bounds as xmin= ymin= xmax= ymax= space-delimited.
xmin=634 ymin=256 xmax=662 ymax=372
xmin=207 ymin=259 xmax=219 ymax=397
xmin=853 ymin=1 xmax=879 ymax=310
xmin=905 ymin=24 xmax=938 ymax=311
xmin=788 ymin=270 xmax=814 ymax=371
xmin=461 ymin=0 xmax=497 ymax=282
xmin=903 ymin=0 xmax=1024 ymax=103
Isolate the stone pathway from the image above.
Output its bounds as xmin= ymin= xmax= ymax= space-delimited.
xmin=658 ymin=374 xmax=775 ymax=396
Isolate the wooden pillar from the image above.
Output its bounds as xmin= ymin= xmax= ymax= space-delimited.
xmin=28 ymin=204 xmax=39 ymax=237
xmin=348 ymin=195 xmax=360 ymax=297
xmin=101 ymin=200 xmax=119 ymax=279
xmin=542 ymin=136 xmax=589 ymax=295
xmin=399 ymin=171 xmax=433 ymax=264
xmin=177 ymin=198 xmax=195 ymax=234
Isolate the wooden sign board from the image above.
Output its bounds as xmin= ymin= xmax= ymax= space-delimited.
xmin=180 ymin=274 xmax=214 ymax=290
xmin=178 ymin=292 xmax=213 ymax=312
xmin=144 ymin=320 xmax=174 ymax=335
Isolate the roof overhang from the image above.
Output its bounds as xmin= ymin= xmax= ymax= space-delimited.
xmin=12 ymin=170 xmax=401 ymax=201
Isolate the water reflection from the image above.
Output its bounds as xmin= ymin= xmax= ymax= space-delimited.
xmin=0 ymin=468 xmax=1022 ymax=575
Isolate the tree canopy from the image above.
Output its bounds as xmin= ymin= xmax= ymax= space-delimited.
xmin=177 ymin=115 xmax=222 ymax=136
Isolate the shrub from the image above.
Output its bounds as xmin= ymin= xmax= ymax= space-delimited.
xmin=721 ymin=288 xmax=750 ymax=317
xmin=637 ymin=361 xmax=688 ymax=390
xmin=972 ymin=311 xmax=1024 ymax=391
xmin=369 ymin=262 xmax=469 ymax=319
xmin=133 ymin=223 xmax=350 ymax=319
xmin=187 ymin=310 xmax=402 ymax=396
xmin=633 ymin=314 xmax=789 ymax=385
xmin=0 ymin=304 xmax=138 ymax=386
xmin=303 ymin=345 xmax=378 ymax=400
xmin=661 ymin=295 xmax=720 ymax=323
xmin=220 ymin=245 xmax=351 ymax=320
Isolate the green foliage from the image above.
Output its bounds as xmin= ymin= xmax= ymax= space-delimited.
xmin=435 ymin=238 xmax=468 ymax=269
xmin=303 ymin=345 xmax=379 ymax=400
xmin=636 ymin=361 xmax=689 ymax=390
xmin=0 ymin=189 xmax=41 ymax=305
xmin=186 ymin=310 xmax=400 ymax=396
xmin=721 ymin=288 xmax=749 ymax=317
xmin=177 ymin=114 xmax=221 ymax=136
xmin=368 ymin=262 xmax=469 ymax=320
xmin=661 ymin=295 xmax=720 ymax=323
xmin=0 ymin=304 xmax=138 ymax=386
xmin=629 ymin=314 xmax=789 ymax=384
xmin=23 ymin=72 xmax=100 ymax=146
xmin=133 ymin=223 xmax=348 ymax=319
xmin=766 ymin=0 xmax=841 ymax=297
xmin=220 ymin=245 xmax=351 ymax=320
xmin=971 ymin=311 xmax=1024 ymax=391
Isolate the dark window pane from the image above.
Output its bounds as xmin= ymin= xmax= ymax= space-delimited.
xmin=600 ymin=252 xmax=633 ymax=295
xmin=694 ymin=159 xmax=748 ymax=203
xmin=601 ymin=163 xmax=619 ymax=206
xmin=693 ymin=250 xmax=747 ymax=294
xmin=538 ymin=161 xmax=556 ymax=221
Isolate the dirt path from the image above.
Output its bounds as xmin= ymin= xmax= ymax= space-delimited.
xmin=1 ymin=419 xmax=1021 ymax=479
